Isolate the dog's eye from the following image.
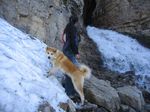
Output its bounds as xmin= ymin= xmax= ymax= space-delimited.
xmin=47 ymin=52 xmax=49 ymax=54
xmin=51 ymin=53 xmax=53 ymax=55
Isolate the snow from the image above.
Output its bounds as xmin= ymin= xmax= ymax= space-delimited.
xmin=0 ymin=18 xmax=69 ymax=112
xmin=87 ymin=26 xmax=150 ymax=77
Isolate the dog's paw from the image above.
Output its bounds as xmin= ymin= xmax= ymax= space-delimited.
xmin=46 ymin=72 xmax=53 ymax=78
xmin=46 ymin=75 xmax=49 ymax=78
xmin=47 ymin=71 xmax=50 ymax=74
xmin=47 ymin=71 xmax=52 ymax=75
xmin=46 ymin=74 xmax=52 ymax=78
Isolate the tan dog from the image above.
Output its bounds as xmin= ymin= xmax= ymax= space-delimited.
xmin=46 ymin=47 xmax=91 ymax=105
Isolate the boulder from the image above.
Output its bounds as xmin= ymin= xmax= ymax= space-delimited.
xmin=84 ymin=76 xmax=120 ymax=112
xmin=117 ymin=86 xmax=145 ymax=111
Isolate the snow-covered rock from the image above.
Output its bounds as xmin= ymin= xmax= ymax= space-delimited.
xmin=0 ymin=18 xmax=69 ymax=112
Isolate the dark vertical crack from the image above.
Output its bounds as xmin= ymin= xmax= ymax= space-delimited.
xmin=83 ymin=0 xmax=96 ymax=26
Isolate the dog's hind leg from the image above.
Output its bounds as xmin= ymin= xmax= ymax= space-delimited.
xmin=72 ymin=77 xmax=85 ymax=105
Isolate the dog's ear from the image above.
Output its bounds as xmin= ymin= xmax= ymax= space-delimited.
xmin=53 ymin=49 xmax=57 ymax=53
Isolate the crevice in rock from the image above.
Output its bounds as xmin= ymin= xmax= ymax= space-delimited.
xmin=83 ymin=0 xmax=96 ymax=26
xmin=79 ymin=31 xmax=103 ymax=76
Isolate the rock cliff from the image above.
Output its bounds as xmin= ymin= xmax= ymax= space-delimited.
xmin=84 ymin=0 xmax=150 ymax=48
xmin=0 ymin=0 xmax=84 ymax=49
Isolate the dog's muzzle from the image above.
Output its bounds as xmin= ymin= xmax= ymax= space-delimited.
xmin=48 ymin=56 xmax=50 ymax=59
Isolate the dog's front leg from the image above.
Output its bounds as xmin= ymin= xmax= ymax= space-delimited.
xmin=47 ymin=67 xmax=58 ymax=77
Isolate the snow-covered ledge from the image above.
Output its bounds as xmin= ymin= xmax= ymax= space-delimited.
xmin=0 ymin=18 xmax=72 ymax=112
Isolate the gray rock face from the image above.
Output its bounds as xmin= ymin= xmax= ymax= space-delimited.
xmin=91 ymin=0 xmax=150 ymax=47
xmin=84 ymin=76 xmax=120 ymax=112
xmin=117 ymin=86 xmax=145 ymax=112
xmin=0 ymin=0 xmax=84 ymax=49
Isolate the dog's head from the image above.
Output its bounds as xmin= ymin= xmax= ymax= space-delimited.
xmin=46 ymin=47 xmax=57 ymax=59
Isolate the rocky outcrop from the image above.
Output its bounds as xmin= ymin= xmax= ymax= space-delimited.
xmin=84 ymin=76 xmax=120 ymax=112
xmin=117 ymin=86 xmax=145 ymax=112
xmin=84 ymin=0 xmax=150 ymax=48
xmin=0 ymin=0 xmax=84 ymax=49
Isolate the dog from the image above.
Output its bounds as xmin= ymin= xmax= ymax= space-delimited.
xmin=46 ymin=47 xmax=91 ymax=105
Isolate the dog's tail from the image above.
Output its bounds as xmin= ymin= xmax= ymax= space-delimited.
xmin=79 ymin=64 xmax=91 ymax=79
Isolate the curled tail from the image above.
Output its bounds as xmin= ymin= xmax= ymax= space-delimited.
xmin=79 ymin=64 xmax=91 ymax=79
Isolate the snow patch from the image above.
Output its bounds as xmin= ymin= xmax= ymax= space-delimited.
xmin=0 ymin=18 xmax=68 ymax=112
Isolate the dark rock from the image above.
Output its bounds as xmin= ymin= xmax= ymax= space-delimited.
xmin=38 ymin=101 xmax=56 ymax=112
xmin=144 ymin=104 xmax=150 ymax=112
xmin=59 ymin=102 xmax=69 ymax=111
xmin=59 ymin=100 xmax=76 ymax=112
xmin=67 ymin=99 xmax=76 ymax=112
xmin=142 ymin=90 xmax=150 ymax=104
